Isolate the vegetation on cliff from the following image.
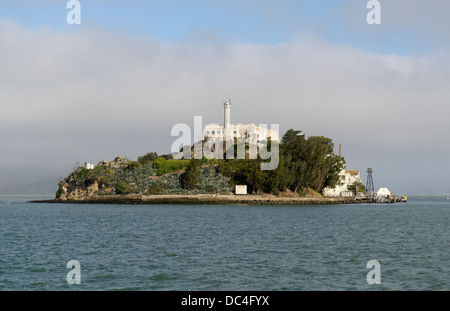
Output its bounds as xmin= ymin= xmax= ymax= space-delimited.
xmin=56 ymin=129 xmax=344 ymax=200
xmin=57 ymin=155 xmax=232 ymax=200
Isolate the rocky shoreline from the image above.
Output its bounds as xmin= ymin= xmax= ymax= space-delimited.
xmin=29 ymin=194 xmax=372 ymax=205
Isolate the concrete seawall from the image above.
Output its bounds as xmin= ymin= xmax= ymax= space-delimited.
xmin=29 ymin=194 xmax=372 ymax=205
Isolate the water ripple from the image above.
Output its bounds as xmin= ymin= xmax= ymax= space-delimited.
xmin=0 ymin=197 xmax=448 ymax=290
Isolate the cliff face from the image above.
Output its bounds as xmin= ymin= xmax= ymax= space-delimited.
xmin=57 ymin=156 xmax=131 ymax=200
xmin=56 ymin=156 xmax=232 ymax=201
xmin=59 ymin=179 xmax=99 ymax=200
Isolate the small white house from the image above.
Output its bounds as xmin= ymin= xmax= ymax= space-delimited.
xmin=84 ymin=162 xmax=95 ymax=170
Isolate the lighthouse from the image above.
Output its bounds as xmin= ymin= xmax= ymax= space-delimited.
xmin=224 ymin=99 xmax=231 ymax=127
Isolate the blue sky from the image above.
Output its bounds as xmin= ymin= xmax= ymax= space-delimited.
xmin=0 ymin=0 xmax=434 ymax=55
xmin=1 ymin=1 xmax=336 ymax=43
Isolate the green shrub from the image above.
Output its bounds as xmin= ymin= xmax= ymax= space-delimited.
xmin=138 ymin=152 xmax=158 ymax=164
xmin=55 ymin=186 xmax=63 ymax=199
xmin=126 ymin=161 xmax=142 ymax=171
xmin=204 ymin=186 xmax=215 ymax=194
xmin=154 ymin=157 xmax=190 ymax=176
xmin=100 ymin=176 xmax=113 ymax=187
xmin=208 ymin=158 xmax=219 ymax=166
xmin=145 ymin=183 xmax=167 ymax=195
xmin=160 ymin=153 xmax=173 ymax=160
xmin=116 ymin=182 xmax=129 ymax=194
xmin=75 ymin=167 xmax=90 ymax=181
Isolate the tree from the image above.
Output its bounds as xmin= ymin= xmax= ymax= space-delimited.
xmin=282 ymin=129 xmax=303 ymax=144
xmin=184 ymin=159 xmax=202 ymax=190
xmin=263 ymin=154 xmax=293 ymax=194
xmin=242 ymin=159 xmax=265 ymax=194
xmin=281 ymin=131 xmax=344 ymax=194
xmin=217 ymin=129 xmax=344 ymax=196
xmin=138 ymin=152 xmax=158 ymax=164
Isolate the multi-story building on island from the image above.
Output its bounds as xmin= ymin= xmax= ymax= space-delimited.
xmin=202 ymin=99 xmax=280 ymax=144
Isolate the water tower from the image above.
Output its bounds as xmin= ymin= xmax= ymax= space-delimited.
xmin=366 ymin=167 xmax=375 ymax=194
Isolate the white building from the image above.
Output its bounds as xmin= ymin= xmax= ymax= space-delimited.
xmin=322 ymin=145 xmax=363 ymax=197
xmin=202 ymin=99 xmax=280 ymax=144
xmin=84 ymin=162 xmax=95 ymax=170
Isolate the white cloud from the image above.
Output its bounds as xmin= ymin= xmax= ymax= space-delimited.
xmin=1 ymin=18 xmax=450 ymax=193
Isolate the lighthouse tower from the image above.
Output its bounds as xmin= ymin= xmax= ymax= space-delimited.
xmin=224 ymin=99 xmax=231 ymax=127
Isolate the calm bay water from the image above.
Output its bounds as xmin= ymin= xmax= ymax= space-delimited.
xmin=0 ymin=195 xmax=448 ymax=291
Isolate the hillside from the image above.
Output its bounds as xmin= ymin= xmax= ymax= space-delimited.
xmin=55 ymin=129 xmax=345 ymax=201
xmin=56 ymin=155 xmax=232 ymax=201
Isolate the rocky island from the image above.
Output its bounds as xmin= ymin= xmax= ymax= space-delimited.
xmin=31 ymin=129 xmax=372 ymax=205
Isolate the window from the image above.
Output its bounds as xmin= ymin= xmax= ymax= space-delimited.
xmin=212 ymin=131 xmax=215 ymax=134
